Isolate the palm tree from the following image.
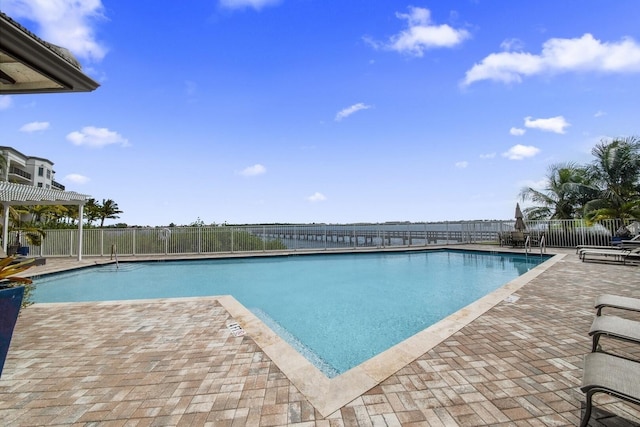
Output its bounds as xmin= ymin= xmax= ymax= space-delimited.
xmin=84 ymin=198 xmax=100 ymax=226
xmin=27 ymin=204 xmax=68 ymax=224
xmin=67 ymin=205 xmax=80 ymax=225
xmin=96 ymin=199 xmax=123 ymax=227
xmin=584 ymin=136 xmax=640 ymax=222
xmin=45 ymin=205 xmax=70 ymax=227
xmin=519 ymin=162 xmax=595 ymax=220
xmin=1 ymin=205 xmax=46 ymax=247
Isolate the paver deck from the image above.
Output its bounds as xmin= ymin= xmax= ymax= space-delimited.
xmin=1 ymin=246 xmax=640 ymax=426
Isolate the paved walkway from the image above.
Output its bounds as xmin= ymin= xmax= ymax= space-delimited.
xmin=1 ymin=247 xmax=640 ymax=426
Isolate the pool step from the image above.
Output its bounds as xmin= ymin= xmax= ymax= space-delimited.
xmin=250 ymin=307 xmax=339 ymax=378
xmin=97 ymin=263 xmax=146 ymax=273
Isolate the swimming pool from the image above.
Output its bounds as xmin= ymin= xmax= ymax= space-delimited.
xmin=33 ymin=249 xmax=548 ymax=377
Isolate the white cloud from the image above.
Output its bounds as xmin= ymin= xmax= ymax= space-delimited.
xmin=219 ymin=0 xmax=281 ymax=10
xmin=307 ymin=192 xmax=326 ymax=202
xmin=365 ymin=6 xmax=470 ymax=57
xmin=500 ymin=38 xmax=525 ymax=52
xmin=20 ymin=121 xmax=50 ymax=133
xmin=239 ymin=164 xmax=266 ymax=176
xmin=335 ymin=103 xmax=372 ymax=121
xmin=0 ymin=96 xmax=12 ymax=110
xmin=66 ymin=126 xmax=129 ymax=148
xmin=479 ymin=153 xmax=496 ymax=159
xmin=2 ymin=0 xmax=107 ymax=61
xmin=510 ymin=127 xmax=526 ymax=136
xmin=455 ymin=161 xmax=468 ymax=169
xmin=594 ymin=110 xmax=607 ymax=117
xmin=63 ymin=173 xmax=90 ymax=184
xmin=463 ymin=33 xmax=640 ymax=86
xmin=524 ymin=116 xmax=570 ymax=134
xmin=502 ymin=144 xmax=540 ymax=160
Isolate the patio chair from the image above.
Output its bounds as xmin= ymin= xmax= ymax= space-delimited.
xmin=589 ymin=315 xmax=640 ymax=355
xmin=499 ymin=232 xmax=512 ymax=247
xmin=580 ymin=352 xmax=640 ymax=427
xmin=595 ymin=294 xmax=640 ymax=316
xmin=511 ymin=231 xmax=526 ymax=247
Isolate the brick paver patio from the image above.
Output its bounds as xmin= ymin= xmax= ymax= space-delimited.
xmin=1 ymin=247 xmax=640 ymax=426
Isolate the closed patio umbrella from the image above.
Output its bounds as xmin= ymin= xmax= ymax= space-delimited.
xmin=514 ymin=203 xmax=526 ymax=231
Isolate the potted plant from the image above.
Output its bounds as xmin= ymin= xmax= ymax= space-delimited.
xmin=0 ymin=256 xmax=35 ymax=378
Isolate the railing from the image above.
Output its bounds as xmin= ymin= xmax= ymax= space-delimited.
xmin=11 ymin=218 xmax=638 ymax=258
xmin=9 ymin=167 xmax=31 ymax=180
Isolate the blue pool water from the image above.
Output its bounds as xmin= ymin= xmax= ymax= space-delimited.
xmin=32 ymin=250 xmax=547 ymax=377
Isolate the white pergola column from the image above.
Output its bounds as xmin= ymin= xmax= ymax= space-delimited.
xmin=2 ymin=202 xmax=9 ymax=253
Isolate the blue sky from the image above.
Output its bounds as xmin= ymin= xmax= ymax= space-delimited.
xmin=1 ymin=0 xmax=640 ymax=226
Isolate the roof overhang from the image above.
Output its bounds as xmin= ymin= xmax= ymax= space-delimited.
xmin=0 ymin=12 xmax=100 ymax=94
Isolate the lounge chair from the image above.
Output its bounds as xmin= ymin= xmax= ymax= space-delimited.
xmin=576 ymin=244 xmax=623 ymax=254
xmin=620 ymin=240 xmax=640 ymax=250
xmin=595 ymin=294 xmax=640 ymax=316
xmin=589 ymin=315 xmax=640 ymax=355
xmin=576 ymin=234 xmax=640 ymax=254
xmin=578 ymin=246 xmax=628 ymax=259
xmin=580 ymin=352 xmax=640 ymax=427
xmin=0 ymin=247 xmax=46 ymax=266
xmin=580 ymin=247 xmax=640 ymax=264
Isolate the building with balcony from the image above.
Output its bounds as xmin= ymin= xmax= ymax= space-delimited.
xmin=0 ymin=146 xmax=65 ymax=191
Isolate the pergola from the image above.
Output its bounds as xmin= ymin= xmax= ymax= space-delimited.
xmin=0 ymin=182 xmax=89 ymax=261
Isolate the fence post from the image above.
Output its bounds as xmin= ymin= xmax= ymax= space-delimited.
xmin=353 ymin=225 xmax=356 ymax=249
xmin=446 ymin=221 xmax=450 ymax=245
xmin=324 ymin=224 xmax=327 ymax=250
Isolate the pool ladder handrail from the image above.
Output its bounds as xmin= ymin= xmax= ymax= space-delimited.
xmin=110 ymin=244 xmax=119 ymax=269
xmin=524 ymin=235 xmax=546 ymax=255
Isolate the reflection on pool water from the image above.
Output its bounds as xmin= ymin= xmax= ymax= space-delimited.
xmin=34 ymin=249 xmax=549 ymax=377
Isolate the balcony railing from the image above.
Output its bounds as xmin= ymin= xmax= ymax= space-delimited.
xmin=52 ymin=180 xmax=65 ymax=191
xmin=9 ymin=167 xmax=31 ymax=180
